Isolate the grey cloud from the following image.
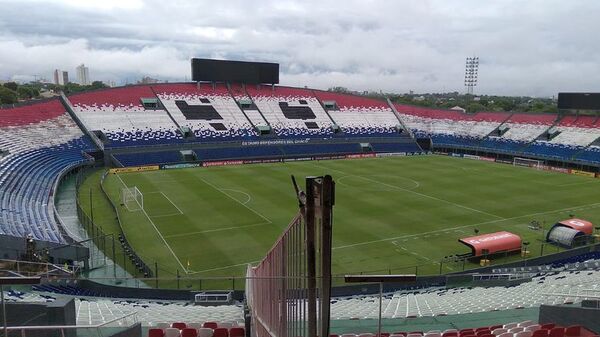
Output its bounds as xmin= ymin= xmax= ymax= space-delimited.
xmin=0 ymin=0 xmax=600 ymax=96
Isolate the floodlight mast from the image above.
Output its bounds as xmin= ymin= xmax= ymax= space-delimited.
xmin=465 ymin=56 xmax=479 ymax=95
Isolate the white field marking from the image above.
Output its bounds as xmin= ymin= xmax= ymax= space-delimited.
xmin=333 ymin=201 xmax=600 ymax=251
xmin=337 ymin=174 xmax=420 ymax=191
xmin=115 ymin=174 xmax=188 ymax=273
xmin=160 ymin=192 xmax=184 ymax=214
xmin=163 ymin=222 xmax=271 ymax=239
xmin=186 ymin=260 xmax=262 ymax=274
xmin=558 ymin=181 xmax=597 ymax=187
xmin=392 ymin=241 xmax=434 ymax=262
xmin=219 ymin=188 xmax=252 ymax=205
xmin=311 ymin=163 xmax=504 ymax=220
xmin=198 ymin=177 xmax=272 ymax=224
xmin=145 ymin=191 xmax=184 ymax=216
xmin=150 ymin=212 xmax=183 ymax=218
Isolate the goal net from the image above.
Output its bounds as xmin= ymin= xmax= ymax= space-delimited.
xmin=121 ymin=186 xmax=143 ymax=211
xmin=513 ymin=157 xmax=543 ymax=169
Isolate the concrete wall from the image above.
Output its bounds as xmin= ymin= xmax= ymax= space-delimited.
xmin=539 ymin=304 xmax=600 ymax=334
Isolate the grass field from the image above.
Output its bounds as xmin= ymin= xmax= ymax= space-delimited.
xmin=80 ymin=155 xmax=600 ymax=285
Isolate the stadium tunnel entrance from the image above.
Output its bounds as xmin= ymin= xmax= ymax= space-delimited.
xmin=458 ymin=231 xmax=523 ymax=260
xmin=546 ymin=218 xmax=594 ymax=248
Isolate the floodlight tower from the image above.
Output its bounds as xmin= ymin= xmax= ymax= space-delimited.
xmin=464 ymin=56 xmax=479 ymax=95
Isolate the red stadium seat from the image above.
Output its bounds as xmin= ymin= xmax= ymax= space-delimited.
xmin=213 ymin=328 xmax=229 ymax=337
xmin=443 ymin=333 xmax=458 ymax=337
xmin=181 ymin=329 xmax=199 ymax=337
xmin=172 ymin=323 xmax=187 ymax=330
xmin=203 ymin=322 xmax=218 ymax=329
xmin=565 ymin=326 xmax=581 ymax=337
xmin=229 ymin=327 xmax=245 ymax=337
xmin=533 ymin=330 xmax=549 ymax=337
xmin=549 ymin=328 xmax=565 ymax=337
xmin=149 ymin=328 xmax=165 ymax=337
xmin=541 ymin=324 xmax=556 ymax=330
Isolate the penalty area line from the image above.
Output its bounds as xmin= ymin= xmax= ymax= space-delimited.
xmin=163 ymin=222 xmax=271 ymax=239
xmin=115 ymin=174 xmax=189 ymax=274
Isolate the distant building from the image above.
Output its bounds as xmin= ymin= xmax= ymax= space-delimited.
xmin=53 ymin=69 xmax=69 ymax=86
xmin=450 ymin=106 xmax=466 ymax=113
xmin=76 ymin=64 xmax=90 ymax=85
xmin=138 ymin=76 xmax=160 ymax=84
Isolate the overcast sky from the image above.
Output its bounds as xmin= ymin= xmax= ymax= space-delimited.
xmin=0 ymin=0 xmax=599 ymax=97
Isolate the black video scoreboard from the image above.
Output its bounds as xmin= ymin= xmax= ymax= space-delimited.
xmin=558 ymin=93 xmax=600 ymax=110
xmin=191 ymin=58 xmax=279 ymax=84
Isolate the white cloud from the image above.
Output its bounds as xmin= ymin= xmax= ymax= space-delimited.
xmin=0 ymin=0 xmax=599 ymax=96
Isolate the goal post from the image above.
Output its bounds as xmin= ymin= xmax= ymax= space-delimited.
xmin=513 ymin=157 xmax=543 ymax=169
xmin=121 ymin=186 xmax=143 ymax=211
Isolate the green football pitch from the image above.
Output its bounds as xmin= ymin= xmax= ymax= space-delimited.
xmin=79 ymin=155 xmax=600 ymax=285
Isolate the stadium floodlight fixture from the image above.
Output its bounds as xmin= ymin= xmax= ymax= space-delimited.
xmin=464 ymin=56 xmax=479 ymax=95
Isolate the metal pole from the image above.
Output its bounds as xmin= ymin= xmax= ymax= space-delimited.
xmin=112 ymin=235 xmax=116 ymax=278
xmin=378 ymin=282 xmax=383 ymax=337
xmin=155 ymin=262 xmax=158 ymax=288
xmin=89 ymin=188 xmax=94 ymax=223
xmin=1 ymin=284 xmax=7 ymax=337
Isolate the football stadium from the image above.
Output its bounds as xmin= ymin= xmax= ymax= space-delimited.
xmin=3 ymin=4 xmax=600 ymax=337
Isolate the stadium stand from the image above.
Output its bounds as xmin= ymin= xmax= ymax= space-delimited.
xmin=329 ymin=270 xmax=600 ymax=319
xmin=312 ymin=90 xmax=404 ymax=137
xmin=154 ymin=83 xmax=258 ymax=141
xmin=246 ymin=85 xmax=335 ymax=137
xmin=69 ymin=86 xmax=183 ymax=147
xmin=114 ymin=151 xmax=183 ymax=166
xmin=321 ymin=323 xmax=597 ymax=337
xmin=395 ymin=105 xmax=510 ymax=140
xmin=229 ymin=83 xmax=269 ymax=127
xmin=0 ymin=99 xmax=94 ymax=243
xmin=1 ymin=289 xmax=243 ymax=327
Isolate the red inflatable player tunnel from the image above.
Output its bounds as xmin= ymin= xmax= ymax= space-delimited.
xmin=459 ymin=231 xmax=522 ymax=257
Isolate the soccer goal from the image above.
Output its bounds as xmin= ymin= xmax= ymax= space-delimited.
xmin=513 ymin=157 xmax=543 ymax=169
xmin=122 ymin=186 xmax=143 ymax=211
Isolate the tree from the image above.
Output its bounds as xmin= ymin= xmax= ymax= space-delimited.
xmin=3 ymin=82 xmax=18 ymax=92
xmin=17 ymin=86 xmax=34 ymax=100
xmin=0 ymin=86 xmax=18 ymax=104
xmin=328 ymin=86 xmax=349 ymax=93
xmin=91 ymin=81 xmax=108 ymax=89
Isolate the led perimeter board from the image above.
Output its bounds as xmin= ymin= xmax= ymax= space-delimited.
xmin=191 ymin=58 xmax=279 ymax=84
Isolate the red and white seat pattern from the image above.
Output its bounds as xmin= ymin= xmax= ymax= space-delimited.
xmin=313 ymin=91 xmax=400 ymax=129
xmin=229 ymin=83 xmax=268 ymax=126
xmin=329 ymin=323 xmax=597 ymax=337
xmin=154 ymin=83 xmax=256 ymax=137
xmin=148 ymin=321 xmax=245 ymax=337
xmin=395 ymin=105 xmax=509 ymax=138
xmin=70 ymin=86 xmax=180 ymax=145
xmin=542 ymin=116 xmax=600 ymax=147
xmin=246 ymin=85 xmax=334 ymax=133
